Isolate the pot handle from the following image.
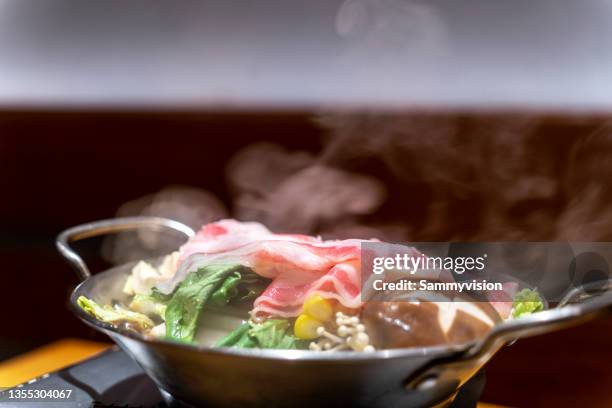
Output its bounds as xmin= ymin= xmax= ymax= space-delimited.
xmin=56 ymin=216 xmax=195 ymax=281
xmin=407 ymin=281 xmax=612 ymax=390
xmin=468 ymin=281 xmax=612 ymax=359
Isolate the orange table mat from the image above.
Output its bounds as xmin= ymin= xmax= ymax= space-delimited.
xmin=0 ymin=338 xmax=111 ymax=388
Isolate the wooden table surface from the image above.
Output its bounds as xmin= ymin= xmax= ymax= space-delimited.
xmin=0 ymin=339 xmax=506 ymax=407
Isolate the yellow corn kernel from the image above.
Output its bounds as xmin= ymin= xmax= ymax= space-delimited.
xmin=303 ymin=294 xmax=333 ymax=322
xmin=294 ymin=314 xmax=322 ymax=340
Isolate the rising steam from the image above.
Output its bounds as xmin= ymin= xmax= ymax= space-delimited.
xmin=104 ymin=113 xmax=612 ymax=264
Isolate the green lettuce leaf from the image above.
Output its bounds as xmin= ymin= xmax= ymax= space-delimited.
xmin=249 ymin=319 xmax=302 ymax=349
xmin=214 ymin=319 xmax=306 ymax=350
xmin=213 ymin=322 xmax=254 ymax=348
xmin=512 ymin=288 xmax=544 ymax=318
xmin=77 ymin=296 xmax=154 ymax=330
xmin=210 ymin=271 xmax=243 ymax=306
xmin=164 ymin=264 xmax=247 ymax=342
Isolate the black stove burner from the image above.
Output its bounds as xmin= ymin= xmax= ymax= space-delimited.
xmin=0 ymin=348 xmax=485 ymax=408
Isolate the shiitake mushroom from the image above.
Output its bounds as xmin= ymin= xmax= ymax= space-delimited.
xmin=361 ymin=298 xmax=500 ymax=349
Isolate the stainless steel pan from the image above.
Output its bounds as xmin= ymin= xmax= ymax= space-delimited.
xmin=57 ymin=217 xmax=612 ymax=408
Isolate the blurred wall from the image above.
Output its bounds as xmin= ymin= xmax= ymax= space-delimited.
xmin=0 ymin=111 xmax=322 ymax=355
xmin=1 ymin=110 xmax=612 ymax=407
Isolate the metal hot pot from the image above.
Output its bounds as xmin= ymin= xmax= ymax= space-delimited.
xmin=57 ymin=217 xmax=612 ymax=407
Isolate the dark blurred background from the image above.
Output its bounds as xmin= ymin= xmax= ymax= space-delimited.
xmin=2 ymin=110 xmax=612 ymax=406
xmin=0 ymin=111 xmax=321 ymax=355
